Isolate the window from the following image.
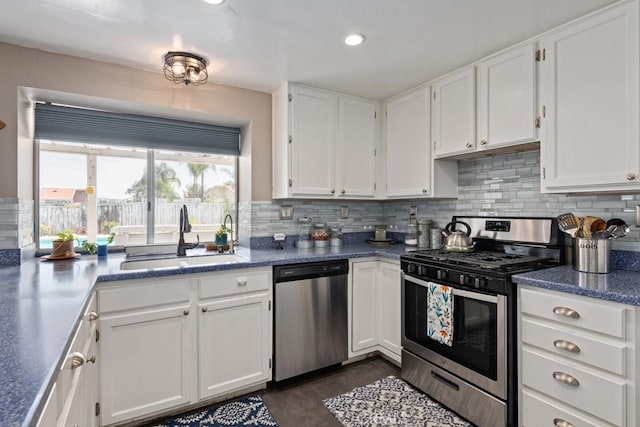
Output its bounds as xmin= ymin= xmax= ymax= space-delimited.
xmin=37 ymin=140 xmax=237 ymax=250
xmin=34 ymin=103 xmax=240 ymax=252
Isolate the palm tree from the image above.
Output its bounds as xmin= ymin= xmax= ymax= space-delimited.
xmin=187 ymin=163 xmax=209 ymax=200
xmin=126 ymin=163 xmax=181 ymax=202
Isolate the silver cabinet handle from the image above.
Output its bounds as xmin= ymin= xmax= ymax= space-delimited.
xmin=480 ymin=139 xmax=488 ymax=145
xmin=183 ymin=309 xmax=190 ymax=316
xmin=552 ymin=371 xmax=580 ymax=387
xmin=202 ymin=306 xmax=208 ymax=313
xmin=626 ymin=173 xmax=636 ymax=181
xmin=553 ymin=306 xmax=580 ymax=319
xmin=422 ymin=188 xmax=427 ymax=193
xmin=553 ymin=339 xmax=581 ymax=353
xmin=341 ymin=189 xmax=345 ymax=194
xmin=69 ymin=352 xmax=87 ymax=369
xmin=553 ymin=418 xmax=576 ymax=427
xmin=465 ymin=143 xmax=473 ymax=149
xmin=87 ymin=311 xmax=99 ymax=321
xmin=237 ymin=279 xmax=248 ymax=286
xmin=330 ymin=189 xmax=335 ymax=194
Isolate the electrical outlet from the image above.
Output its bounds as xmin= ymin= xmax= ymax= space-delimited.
xmin=340 ymin=205 xmax=349 ymax=219
xmin=279 ymin=205 xmax=293 ymax=220
xmin=409 ymin=206 xmax=418 ymax=217
xmin=273 ymin=233 xmax=286 ymax=241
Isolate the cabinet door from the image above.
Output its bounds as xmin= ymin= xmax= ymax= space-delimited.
xmin=337 ymin=96 xmax=377 ymax=198
xmin=540 ymin=1 xmax=639 ymax=192
xmin=351 ymin=261 xmax=378 ymax=351
xmin=198 ymin=292 xmax=270 ymax=399
xmin=385 ymin=87 xmax=431 ymax=197
xmin=290 ymin=85 xmax=337 ymax=197
xmin=100 ymin=305 xmax=194 ymax=425
xmin=432 ymin=68 xmax=476 ymax=157
xmin=477 ymin=43 xmax=536 ymax=149
xmin=377 ymin=262 xmax=401 ymax=356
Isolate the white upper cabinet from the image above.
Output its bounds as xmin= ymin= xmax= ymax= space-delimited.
xmin=540 ymin=1 xmax=640 ymax=193
xmin=272 ymin=83 xmax=378 ymax=199
xmin=477 ymin=43 xmax=537 ymax=150
xmin=289 ymin=85 xmax=337 ymax=197
xmin=386 ymin=87 xmax=432 ymax=197
xmin=432 ymin=68 xmax=476 ymax=158
xmin=337 ymin=95 xmax=377 ymax=198
xmin=385 ymin=86 xmax=458 ymax=198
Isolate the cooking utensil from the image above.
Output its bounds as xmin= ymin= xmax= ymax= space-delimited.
xmin=582 ymin=216 xmax=606 ymax=239
xmin=592 ymin=225 xmax=616 ymax=239
xmin=607 ymin=218 xmax=627 ymax=227
xmin=557 ymin=213 xmax=579 ymax=236
xmin=611 ymin=224 xmax=629 ymax=239
xmin=441 ymin=220 xmax=474 ymax=251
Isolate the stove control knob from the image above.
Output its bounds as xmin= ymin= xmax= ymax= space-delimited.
xmin=407 ymin=264 xmax=417 ymax=275
xmin=417 ymin=265 xmax=427 ymax=276
xmin=459 ymin=274 xmax=470 ymax=285
xmin=474 ymin=277 xmax=487 ymax=289
xmin=436 ymin=270 xmax=447 ymax=280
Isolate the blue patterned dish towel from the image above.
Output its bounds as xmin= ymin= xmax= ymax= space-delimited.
xmin=427 ymin=282 xmax=454 ymax=346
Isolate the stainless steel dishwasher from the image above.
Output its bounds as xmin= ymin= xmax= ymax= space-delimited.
xmin=273 ymin=259 xmax=349 ymax=382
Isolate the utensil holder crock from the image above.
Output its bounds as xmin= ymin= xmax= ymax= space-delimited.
xmin=573 ymin=238 xmax=611 ymax=274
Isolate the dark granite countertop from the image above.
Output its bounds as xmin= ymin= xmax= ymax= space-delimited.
xmin=513 ymin=265 xmax=640 ymax=306
xmin=0 ymin=243 xmax=407 ymax=427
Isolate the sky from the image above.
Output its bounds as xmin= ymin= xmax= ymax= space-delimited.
xmin=40 ymin=151 xmax=233 ymax=199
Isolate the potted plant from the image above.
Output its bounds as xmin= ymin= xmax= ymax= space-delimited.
xmin=81 ymin=240 xmax=98 ymax=255
xmin=97 ymin=233 xmax=115 ymax=257
xmin=52 ymin=230 xmax=76 ymax=257
xmin=215 ymin=225 xmax=229 ymax=246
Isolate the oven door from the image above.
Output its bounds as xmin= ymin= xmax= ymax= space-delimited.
xmin=401 ymin=273 xmax=507 ymax=399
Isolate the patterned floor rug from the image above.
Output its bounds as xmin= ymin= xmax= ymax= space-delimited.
xmin=151 ymin=395 xmax=279 ymax=427
xmin=322 ymin=376 xmax=473 ymax=427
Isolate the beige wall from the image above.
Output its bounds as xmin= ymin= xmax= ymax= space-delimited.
xmin=0 ymin=42 xmax=272 ymax=201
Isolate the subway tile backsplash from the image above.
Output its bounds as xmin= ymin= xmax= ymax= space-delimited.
xmin=248 ymin=151 xmax=640 ymax=251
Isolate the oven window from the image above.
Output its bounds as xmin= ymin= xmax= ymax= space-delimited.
xmin=405 ymin=280 xmax=498 ymax=380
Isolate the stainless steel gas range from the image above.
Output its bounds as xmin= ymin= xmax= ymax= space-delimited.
xmin=400 ymin=216 xmax=564 ymax=427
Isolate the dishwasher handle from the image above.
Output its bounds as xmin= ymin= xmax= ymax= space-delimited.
xmin=273 ymin=260 xmax=349 ymax=283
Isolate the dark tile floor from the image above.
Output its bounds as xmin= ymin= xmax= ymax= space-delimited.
xmin=264 ymin=356 xmax=399 ymax=426
xmin=143 ymin=356 xmax=399 ymax=427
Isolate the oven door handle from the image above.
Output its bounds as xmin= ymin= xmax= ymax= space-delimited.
xmin=404 ymin=274 xmax=498 ymax=304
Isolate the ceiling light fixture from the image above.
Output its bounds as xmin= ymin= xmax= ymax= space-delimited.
xmin=344 ymin=33 xmax=366 ymax=46
xmin=203 ymin=0 xmax=225 ymax=4
xmin=163 ymin=51 xmax=208 ymax=86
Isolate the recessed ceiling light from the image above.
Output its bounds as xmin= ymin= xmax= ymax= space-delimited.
xmin=203 ymin=0 xmax=225 ymax=4
xmin=344 ymin=33 xmax=366 ymax=46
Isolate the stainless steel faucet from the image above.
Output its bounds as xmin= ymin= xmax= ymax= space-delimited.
xmin=223 ymin=214 xmax=236 ymax=253
xmin=177 ymin=205 xmax=199 ymax=256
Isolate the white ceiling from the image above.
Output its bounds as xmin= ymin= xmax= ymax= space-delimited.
xmin=0 ymin=0 xmax=619 ymax=99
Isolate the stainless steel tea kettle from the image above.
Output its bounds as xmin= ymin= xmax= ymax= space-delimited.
xmin=441 ymin=220 xmax=474 ymax=251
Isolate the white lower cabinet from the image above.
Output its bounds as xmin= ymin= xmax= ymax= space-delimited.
xmin=98 ymin=268 xmax=272 ymax=426
xmin=38 ymin=294 xmax=99 ymax=427
xmin=350 ymin=259 xmax=401 ymax=363
xmin=100 ymin=305 xmax=194 ymax=425
xmin=198 ymin=286 xmax=271 ymax=399
xmin=518 ymin=286 xmax=638 ymax=427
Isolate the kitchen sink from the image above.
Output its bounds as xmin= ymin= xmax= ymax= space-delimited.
xmin=120 ymin=253 xmax=247 ymax=270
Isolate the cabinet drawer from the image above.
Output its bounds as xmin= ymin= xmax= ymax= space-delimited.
xmin=520 ymin=287 xmax=625 ymax=338
xmin=521 ymin=318 xmax=626 ymax=376
xmin=522 ymin=389 xmax=616 ymax=427
xmin=99 ymin=278 xmax=191 ymax=313
xmin=522 ymin=347 xmax=625 ymax=425
xmin=199 ymin=268 xmax=269 ymax=299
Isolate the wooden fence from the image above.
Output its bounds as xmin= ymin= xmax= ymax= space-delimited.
xmin=40 ymin=201 xmax=229 ymax=235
